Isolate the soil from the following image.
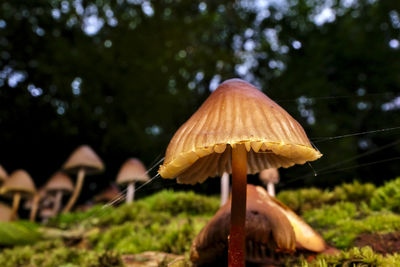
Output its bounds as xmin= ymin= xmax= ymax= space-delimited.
xmin=355 ymin=232 xmax=400 ymax=255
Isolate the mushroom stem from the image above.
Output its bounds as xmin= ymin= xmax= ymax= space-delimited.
xmin=11 ymin=193 xmax=21 ymax=221
xmin=53 ymin=191 xmax=63 ymax=214
xmin=29 ymin=194 xmax=40 ymax=222
xmin=126 ymin=182 xmax=135 ymax=203
xmin=63 ymin=168 xmax=85 ymax=213
xmin=221 ymin=172 xmax=229 ymax=206
xmin=267 ymin=182 xmax=275 ymax=197
xmin=228 ymin=144 xmax=247 ymax=267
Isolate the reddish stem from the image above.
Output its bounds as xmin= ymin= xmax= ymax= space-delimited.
xmin=228 ymin=144 xmax=247 ymax=267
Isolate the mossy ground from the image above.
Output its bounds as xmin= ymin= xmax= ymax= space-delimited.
xmin=2 ymin=179 xmax=400 ymax=266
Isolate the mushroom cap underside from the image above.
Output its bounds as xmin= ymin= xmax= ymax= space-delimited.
xmin=0 ymin=170 xmax=36 ymax=198
xmin=159 ymin=79 xmax=321 ymax=184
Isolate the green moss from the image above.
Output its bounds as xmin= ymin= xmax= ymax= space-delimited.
xmin=90 ymin=215 xmax=210 ymax=254
xmin=50 ymin=190 xmax=219 ymax=229
xmin=302 ymin=246 xmax=400 ymax=267
xmin=277 ymin=187 xmax=333 ymax=213
xmin=0 ymin=221 xmax=41 ymax=246
xmin=332 ymin=181 xmax=376 ymax=203
xmin=303 ymin=202 xmax=400 ymax=248
xmin=370 ymin=177 xmax=400 ymax=212
xmin=277 ymin=181 xmax=376 ymax=214
xmin=0 ymin=240 xmax=123 ymax=267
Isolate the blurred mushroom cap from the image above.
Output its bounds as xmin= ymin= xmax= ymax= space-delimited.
xmin=259 ymin=168 xmax=280 ymax=184
xmin=94 ymin=184 xmax=121 ymax=203
xmin=0 ymin=165 xmax=8 ymax=184
xmin=63 ymin=145 xmax=104 ymax=174
xmin=40 ymin=207 xmax=56 ymax=218
xmin=190 ymin=184 xmax=296 ymax=265
xmin=0 ymin=170 xmax=36 ymax=198
xmin=158 ymin=79 xmax=322 ymax=184
xmin=0 ymin=202 xmax=14 ymax=221
xmin=116 ymin=158 xmax=150 ymax=184
xmin=45 ymin=172 xmax=74 ymax=193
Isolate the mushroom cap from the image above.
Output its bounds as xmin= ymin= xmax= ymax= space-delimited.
xmin=0 ymin=170 xmax=36 ymax=198
xmin=0 ymin=165 xmax=8 ymax=184
xmin=116 ymin=158 xmax=150 ymax=184
xmin=158 ymin=79 xmax=322 ymax=184
xmin=45 ymin=172 xmax=74 ymax=194
xmin=62 ymin=145 xmax=104 ymax=175
xmin=0 ymin=202 xmax=14 ymax=221
xmin=259 ymin=168 xmax=280 ymax=184
xmin=190 ymin=184 xmax=295 ymax=265
xmin=40 ymin=207 xmax=56 ymax=218
xmin=257 ymin=187 xmax=327 ymax=252
xmin=94 ymin=184 xmax=121 ymax=203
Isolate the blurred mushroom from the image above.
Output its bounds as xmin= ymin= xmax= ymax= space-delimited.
xmin=94 ymin=184 xmax=121 ymax=204
xmin=116 ymin=158 xmax=149 ymax=203
xmin=220 ymin=172 xmax=229 ymax=206
xmin=0 ymin=165 xmax=8 ymax=187
xmin=62 ymin=145 xmax=104 ymax=213
xmin=0 ymin=170 xmax=36 ymax=220
xmin=259 ymin=168 xmax=279 ymax=197
xmin=191 ymin=184 xmax=296 ymax=266
xmin=40 ymin=207 xmax=56 ymax=223
xmin=158 ymin=79 xmax=322 ymax=266
xmin=0 ymin=202 xmax=15 ymax=221
xmin=45 ymin=171 xmax=74 ymax=214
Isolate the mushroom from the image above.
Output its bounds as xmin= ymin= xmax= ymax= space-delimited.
xmin=220 ymin=172 xmax=230 ymax=206
xmin=0 ymin=170 xmax=36 ymax=220
xmin=0 ymin=202 xmax=15 ymax=221
xmin=45 ymin=171 xmax=74 ymax=214
xmin=158 ymin=79 xmax=321 ymax=266
xmin=94 ymin=184 xmax=121 ymax=204
xmin=40 ymin=207 xmax=56 ymax=223
xmin=255 ymin=186 xmax=327 ymax=252
xmin=62 ymin=145 xmax=104 ymax=213
xmin=116 ymin=158 xmax=149 ymax=203
xmin=259 ymin=168 xmax=279 ymax=197
xmin=190 ymin=184 xmax=296 ymax=266
xmin=29 ymin=187 xmax=47 ymax=222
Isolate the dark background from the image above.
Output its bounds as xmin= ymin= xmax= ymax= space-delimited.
xmin=1 ymin=0 xmax=400 ymax=203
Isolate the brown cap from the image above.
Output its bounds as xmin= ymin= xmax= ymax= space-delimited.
xmin=40 ymin=207 xmax=56 ymax=218
xmin=45 ymin=172 xmax=74 ymax=194
xmin=158 ymin=79 xmax=322 ymax=184
xmin=94 ymin=184 xmax=121 ymax=203
xmin=116 ymin=158 xmax=150 ymax=184
xmin=0 ymin=169 xmax=36 ymax=198
xmin=190 ymin=184 xmax=295 ymax=265
xmin=259 ymin=168 xmax=280 ymax=184
xmin=0 ymin=202 xmax=14 ymax=221
xmin=63 ymin=145 xmax=104 ymax=174
xmin=0 ymin=165 xmax=8 ymax=184
xmin=256 ymin=187 xmax=327 ymax=252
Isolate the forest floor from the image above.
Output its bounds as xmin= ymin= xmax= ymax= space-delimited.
xmin=2 ymin=178 xmax=400 ymax=266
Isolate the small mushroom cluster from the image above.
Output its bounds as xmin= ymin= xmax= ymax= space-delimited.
xmin=0 ymin=144 xmax=152 ymax=222
xmin=0 ymin=145 xmax=104 ymax=222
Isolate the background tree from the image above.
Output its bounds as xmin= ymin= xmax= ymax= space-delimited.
xmin=0 ymin=0 xmax=399 ymax=201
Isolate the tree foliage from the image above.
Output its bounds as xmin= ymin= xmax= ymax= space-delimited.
xmin=0 ymin=0 xmax=399 ymax=198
